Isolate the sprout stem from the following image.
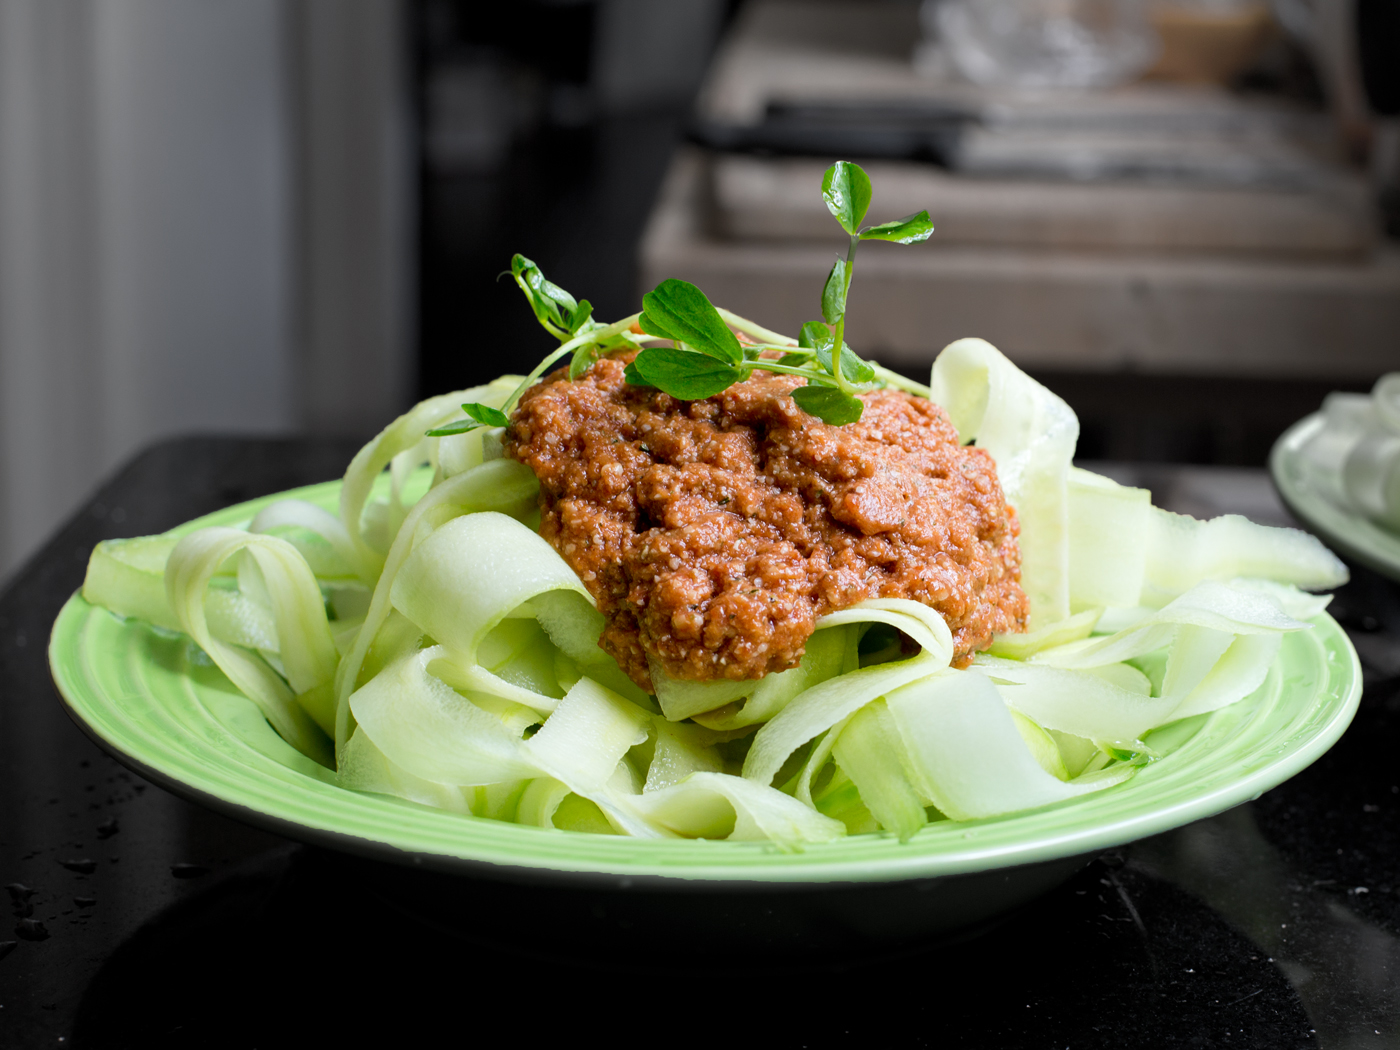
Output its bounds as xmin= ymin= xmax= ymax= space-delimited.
xmin=870 ymin=363 xmax=932 ymax=399
xmin=716 ymin=308 xmax=798 ymax=347
xmin=503 ymin=312 xmax=642 ymax=414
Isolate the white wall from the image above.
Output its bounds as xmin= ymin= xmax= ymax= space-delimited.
xmin=93 ymin=0 xmax=299 ymax=454
xmin=0 ymin=0 xmax=412 ymax=584
xmin=0 ymin=0 xmax=107 ymax=585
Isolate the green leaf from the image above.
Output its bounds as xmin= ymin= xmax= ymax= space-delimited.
xmin=638 ymin=279 xmax=743 ymax=364
xmin=425 ymin=419 xmax=484 ymax=437
xmin=816 ymin=341 xmax=876 ymax=386
xmin=627 ymin=346 xmax=743 ymax=400
xmin=795 ymin=319 xmax=872 ymax=384
xmin=821 ymin=161 xmax=873 ymax=235
xmin=462 ymin=402 xmax=510 ymax=427
xmin=777 ymin=352 xmax=810 ymax=367
xmin=798 ymin=321 xmax=831 ymax=350
xmin=821 ymin=260 xmax=847 ymax=326
xmin=860 ymin=210 xmax=935 ymax=244
xmin=569 ymin=344 xmax=598 ymax=380
xmin=425 ymin=400 xmax=510 ymax=437
xmin=791 ymin=384 xmax=864 ymax=425
xmin=512 ymin=254 xmax=578 ymax=332
xmin=568 ymin=299 xmax=594 ymax=334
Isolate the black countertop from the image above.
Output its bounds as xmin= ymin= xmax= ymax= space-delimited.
xmin=2 ymin=438 xmax=1398 ymax=1048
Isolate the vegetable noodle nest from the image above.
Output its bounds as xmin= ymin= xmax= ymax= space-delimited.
xmin=82 ymin=339 xmax=1349 ymax=848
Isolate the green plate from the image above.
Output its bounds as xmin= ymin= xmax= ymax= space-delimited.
xmin=1271 ymin=411 xmax=1400 ymax=583
xmin=49 ymin=480 xmax=1362 ymax=889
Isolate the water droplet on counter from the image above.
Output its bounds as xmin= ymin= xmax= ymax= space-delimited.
xmin=169 ymin=863 xmax=208 ymax=879
xmin=58 ymin=859 xmax=96 ymax=875
xmin=15 ymin=919 xmax=48 ymax=941
xmin=95 ymin=818 xmax=119 ymax=839
xmin=73 ymin=897 xmax=96 ymax=908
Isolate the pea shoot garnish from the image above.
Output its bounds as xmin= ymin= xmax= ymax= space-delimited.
xmin=426 ymin=161 xmax=933 ymax=437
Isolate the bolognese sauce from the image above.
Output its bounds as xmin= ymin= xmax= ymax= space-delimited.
xmin=505 ymin=353 xmax=1026 ymax=692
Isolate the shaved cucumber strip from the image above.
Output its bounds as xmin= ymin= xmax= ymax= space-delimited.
xmin=1084 ymin=661 xmax=1152 ymax=695
xmin=84 ymin=534 xmax=278 ymax=652
xmin=655 ymin=599 xmax=945 ymax=726
xmin=742 ymin=650 xmax=945 ymax=788
xmin=469 ymin=779 xmax=531 ymax=822
xmin=354 ymin=610 xmax=423 ymax=688
xmin=338 ymin=377 xmax=518 ymax=571
xmin=651 ymin=671 xmax=758 ymax=722
xmin=885 ymin=669 xmax=1135 ymax=821
xmin=988 ymin=608 xmax=1100 ymax=660
xmin=331 ymin=458 xmax=539 ymax=755
xmin=524 ymin=676 xmax=649 ymax=789
xmin=644 ymin=720 xmax=726 ymax=792
xmin=793 ymin=714 xmax=852 ymax=808
xmin=692 ymin=627 xmax=850 ymax=730
xmin=741 ymin=599 xmax=953 ymax=787
xmin=975 ymin=655 xmax=1182 ymax=743
xmin=530 ymin=589 xmax=609 ymax=667
xmin=624 ymin=772 xmax=846 ymax=847
xmin=1067 ymin=467 xmax=1149 ymax=610
xmin=348 ymin=646 xmax=537 ymax=785
xmin=1143 ymin=508 xmax=1347 ymax=603
xmin=338 ymin=727 xmax=474 ymax=814
xmin=516 ymin=777 xmax=573 ymax=828
xmin=832 ymin=700 xmax=928 ymax=841
xmin=1161 ymin=625 xmax=1236 ymax=699
xmin=816 ymin=597 xmax=952 ymax=656
xmin=1051 ymin=731 xmax=1102 ymax=778
xmin=814 ymin=767 xmax=881 ymax=835
xmin=479 ymin=619 xmax=565 ymax=699
xmin=657 ymin=626 xmax=848 ymax=726
xmin=390 ymin=512 xmax=592 ymax=662
xmin=429 ymin=655 xmax=562 ymax=716
xmin=249 ymin=499 xmax=363 ymax=582
xmin=1171 ymin=632 xmax=1282 ymax=721
xmin=1226 ymin=578 xmax=1333 ymax=620
xmin=165 ymin=528 xmax=338 ymax=763
xmin=436 ymin=422 xmax=496 ymax=481
xmin=517 ymin=778 xmax=619 ymax=832
xmin=1010 ymin=709 xmax=1070 ymax=781
xmin=553 ymin=650 xmax=653 ymax=708
xmin=1031 ymin=580 xmax=1309 ymax=671
xmin=384 ymin=437 xmax=434 ymax=545
xmin=521 ymin=677 xmax=659 ymax=837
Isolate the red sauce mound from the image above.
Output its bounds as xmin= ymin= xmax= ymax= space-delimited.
xmin=505 ymin=354 xmax=1027 ymax=691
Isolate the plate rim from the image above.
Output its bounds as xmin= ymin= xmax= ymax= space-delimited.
xmin=49 ymin=480 xmax=1365 ymax=889
xmin=1270 ymin=412 xmax=1400 ymax=582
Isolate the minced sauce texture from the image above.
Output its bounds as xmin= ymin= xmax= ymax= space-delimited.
xmin=505 ymin=353 xmax=1027 ymax=692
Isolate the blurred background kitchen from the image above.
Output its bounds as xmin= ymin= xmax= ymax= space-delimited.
xmin=0 ymin=0 xmax=1395 ymax=585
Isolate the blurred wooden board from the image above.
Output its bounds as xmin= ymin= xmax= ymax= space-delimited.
xmin=643 ymin=150 xmax=1400 ymax=381
xmin=713 ymin=155 xmax=1375 ymax=258
xmin=698 ymin=0 xmax=1334 ymax=139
